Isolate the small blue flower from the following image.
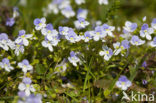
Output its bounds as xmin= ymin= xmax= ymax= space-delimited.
xmin=130 ymin=35 xmax=145 ymax=46
xmin=52 ymin=0 xmax=62 ymax=4
xmin=25 ymin=94 xmax=42 ymax=103
xmin=120 ymin=29 xmax=132 ymax=39
xmin=43 ymin=1 xmax=58 ymax=16
xmin=65 ymin=29 xmax=79 ymax=43
xmin=6 ymin=18 xmax=15 ymax=27
xmin=143 ymin=16 xmax=146 ymax=22
xmin=18 ymin=91 xmax=26 ymax=98
xmin=13 ymin=7 xmax=19 ymax=18
xmin=61 ymin=6 xmax=75 ymax=18
xmin=18 ymin=59 xmax=33 ymax=74
xmin=68 ymin=51 xmax=80 ymax=66
xmin=150 ymin=36 xmax=156 ymax=47
xmin=77 ymin=8 xmax=88 ymax=19
xmin=59 ymin=26 xmax=70 ymax=36
xmin=15 ymin=30 xmax=33 ymax=46
xmin=75 ymin=0 xmax=85 ymax=5
xmin=113 ymin=42 xmax=121 ymax=55
xmin=142 ymin=80 xmax=148 ymax=85
xmin=74 ymin=17 xmax=89 ymax=29
xmin=41 ymin=23 xmax=53 ymax=36
xmin=142 ymin=61 xmax=147 ymax=68
xmin=42 ymin=24 xmax=58 ymax=41
xmin=151 ymin=18 xmax=156 ymax=29
xmin=140 ymin=23 xmax=154 ymax=40
xmin=18 ymin=77 xmax=35 ymax=96
xmin=99 ymin=46 xmax=113 ymax=61
xmin=42 ymin=36 xmax=60 ymax=52
xmin=123 ymin=21 xmax=137 ymax=33
xmin=0 ymin=33 xmax=11 ymax=51
xmin=18 ymin=93 xmax=42 ymax=103
xmin=93 ymin=26 xmax=106 ymax=41
xmin=0 ymin=33 xmax=8 ymax=40
xmin=0 ymin=58 xmax=14 ymax=72
xmin=102 ymin=24 xmax=115 ymax=37
xmin=121 ymin=40 xmax=130 ymax=49
xmin=34 ymin=18 xmax=46 ymax=30
xmin=116 ymin=75 xmax=132 ymax=90
xmin=23 ymin=77 xmax=32 ymax=84
xmin=0 ymin=33 xmax=15 ymax=50
xmin=14 ymin=42 xmax=24 ymax=56
xmin=82 ymin=31 xmax=92 ymax=42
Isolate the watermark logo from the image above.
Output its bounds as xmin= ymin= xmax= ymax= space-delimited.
xmin=122 ymin=91 xmax=155 ymax=102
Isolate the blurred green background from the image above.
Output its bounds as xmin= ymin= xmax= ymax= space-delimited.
xmin=1 ymin=0 xmax=156 ymax=34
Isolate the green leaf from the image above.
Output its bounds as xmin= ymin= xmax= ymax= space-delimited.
xmin=104 ymin=89 xmax=111 ymax=98
xmin=129 ymin=65 xmax=136 ymax=77
xmin=35 ymin=64 xmax=46 ymax=74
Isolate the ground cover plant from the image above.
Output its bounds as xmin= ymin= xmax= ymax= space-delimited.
xmin=0 ymin=0 xmax=156 ymax=103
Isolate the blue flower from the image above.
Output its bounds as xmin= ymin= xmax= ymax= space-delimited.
xmin=82 ymin=31 xmax=92 ymax=42
xmin=25 ymin=94 xmax=42 ymax=103
xmin=57 ymin=0 xmax=70 ymax=9
xmin=0 ymin=33 xmax=9 ymax=51
xmin=18 ymin=93 xmax=42 ymax=103
xmin=23 ymin=77 xmax=32 ymax=84
xmin=102 ymin=24 xmax=115 ymax=37
xmin=0 ymin=33 xmax=8 ymax=40
xmin=43 ymin=1 xmax=59 ymax=16
xmin=142 ymin=61 xmax=147 ymax=68
xmin=93 ymin=26 xmax=106 ymax=41
xmin=65 ymin=29 xmax=79 ymax=43
xmin=142 ymin=80 xmax=148 ymax=85
xmin=34 ymin=18 xmax=46 ymax=30
xmin=59 ymin=26 xmax=70 ymax=36
xmin=77 ymin=8 xmax=88 ymax=19
xmin=14 ymin=42 xmax=24 ymax=56
xmin=99 ymin=46 xmax=113 ymax=61
xmin=41 ymin=24 xmax=58 ymax=41
xmin=0 ymin=33 xmax=15 ymax=51
xmin=121 ymin=40 xmax=130 ymax=49
xmin=75 ymin=0 xmax=85 ymax=5
xmin=6 ymin=18 xmax=15 ymax=27
xmin=18 ymin=77 xmax=35 ymax=96
xmin=41 ymin=23 xmax=53 ymax=36
xmin=143 ymin=16 xmax=146 ymax=22
xmin=0 ymin=58 xmax=14 ymax=72
xmin=116 ymin=75 xmax=132 ymax=90
xmin=18 ymin=59 xmax=33 ymax=74
xmin=18 ymin=91 xmax=26 ymax=98
xmin=113 ymin=42 xmax=121 ymax=55
xmin=42 ymin=36 xmax=60 ymax=52
xmin=150 ymin=37 xmax=156 ymax=47
xmin=13 ymin=7 xmax=19 ymax=18
xmin=68 ymin=51 xmax=80 ymax=66
xmin=15 ymin=30 xmax=33 ymax=46
xmin=140 ymin=23 xmax=154 ymax=40
xmin=74 ymin=17 xmax=89 ymax=29
xmin=61 ymin=6 xmax=75 ymax=18
xmin=123 ymin=21 xmax=137 ymax=33
xmin=151 ymin=18 xmax=156 ymax=29
xmin=130 ymin=35 xmax=145 ymax=46
xmin=120 ymin=29 xmax=132 ymax=40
